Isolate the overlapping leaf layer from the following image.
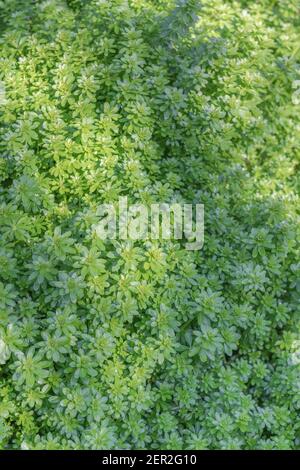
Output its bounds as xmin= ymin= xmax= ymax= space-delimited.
xmin=0 ymin=0 xmax=299 ymax=449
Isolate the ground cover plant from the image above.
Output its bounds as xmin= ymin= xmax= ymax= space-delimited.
xmin=0 ymin=0 xmax=299 ymax=450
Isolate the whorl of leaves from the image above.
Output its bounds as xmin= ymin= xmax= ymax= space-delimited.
xmin=0 ymin=0 xmax=299 ymax=450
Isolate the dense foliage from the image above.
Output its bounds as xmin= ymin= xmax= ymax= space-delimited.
xmin=0 ymin=0 xmax=299 ymax=450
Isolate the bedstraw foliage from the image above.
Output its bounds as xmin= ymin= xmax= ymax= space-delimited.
xmin=0 ymin=0 xmax=299 ymax=450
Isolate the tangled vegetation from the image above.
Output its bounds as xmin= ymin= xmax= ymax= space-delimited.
xmin=0 ymin=0 xmax=299 ymax=450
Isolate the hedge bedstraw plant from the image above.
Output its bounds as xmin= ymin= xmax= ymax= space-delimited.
xmin=0 ymin=0 xmax=299 ymax=450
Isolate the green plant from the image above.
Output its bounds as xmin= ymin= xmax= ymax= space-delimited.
xmin=0 ymin=0 xmax=299 ymax=450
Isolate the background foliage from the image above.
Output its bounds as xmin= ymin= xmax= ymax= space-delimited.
xmin=0 ymin=0 xmax=299 ymax=449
